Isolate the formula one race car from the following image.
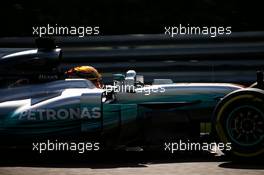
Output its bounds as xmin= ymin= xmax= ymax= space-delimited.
xmin=0 ymin=39 xmax=263 ymax=158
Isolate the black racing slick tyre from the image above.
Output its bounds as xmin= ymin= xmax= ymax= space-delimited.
xmin=213 ymin=88 xmax=264 ymax=158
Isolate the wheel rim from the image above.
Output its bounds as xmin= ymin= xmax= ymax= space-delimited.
xmin=227 ymin=105 xmax=264 ymax=146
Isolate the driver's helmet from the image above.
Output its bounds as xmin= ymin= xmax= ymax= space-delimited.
xmin=65 ymin=66 xmax=103 ymax=88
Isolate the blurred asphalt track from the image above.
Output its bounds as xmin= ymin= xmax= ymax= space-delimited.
xmin=0 ymin=152 xmax=263 ymax=175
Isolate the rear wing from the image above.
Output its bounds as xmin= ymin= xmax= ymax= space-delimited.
xmin=0 ymin=38 xmax=62 ymax=87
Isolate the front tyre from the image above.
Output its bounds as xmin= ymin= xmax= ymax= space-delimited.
xmin=213 ymin=88 xmax=264 ymax=158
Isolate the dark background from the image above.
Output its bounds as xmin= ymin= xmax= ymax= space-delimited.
xmin=0 ymin=0 xmax=263 ymax=36
xmin=1 ymin=0 xmax=264 ymax=85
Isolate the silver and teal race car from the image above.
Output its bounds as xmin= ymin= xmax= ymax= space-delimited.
xmin=0 ymin=40 xmax=263 ymax=158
